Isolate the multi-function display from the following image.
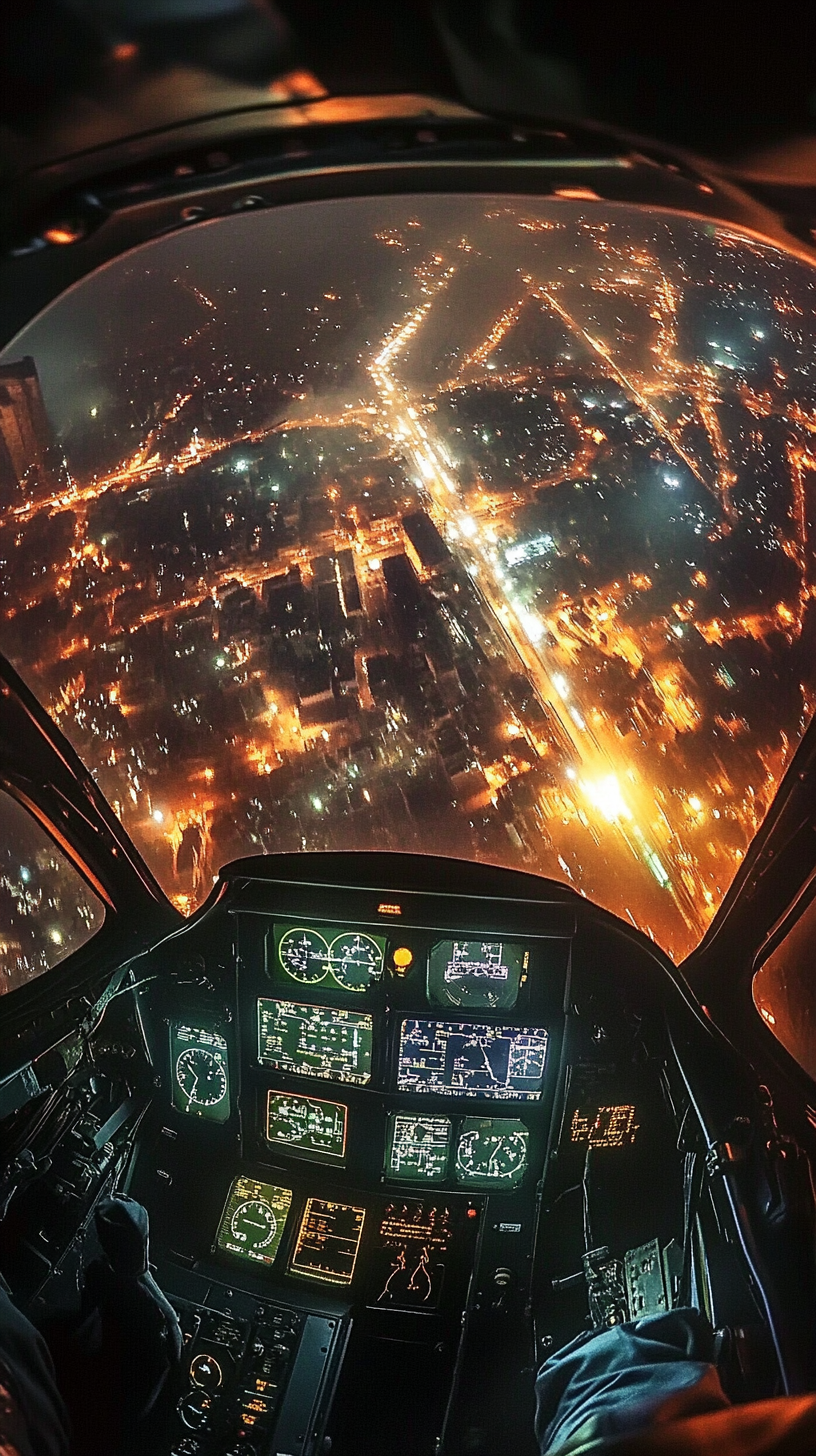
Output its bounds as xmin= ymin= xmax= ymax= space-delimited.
xmin=290 ymin=1198 xmax=366 ymax=1285
xmin=171 ymin=1024 xmax=230 ymax=1123
xmin=265 ymin=1091 xmax=347 ymax=1161
xmin=397 ymin=1019 xmax=548 ymax=1101
xmin=372 ymin=1201 xmax=453 ymax=1309
xmin=385 ymin=1112 xmax=530 ymax=1186
xmin=257 ymin=998 xmax=373 ymax=1085
xmin=270 ymin=923 xmax=386 ymax=995
xmin=427 ymin=939 xmax=527 ymax=1010
xmin=386 ymin=1113 xmax=452 ymax=1183
xmin=216 ymin=1177 xmax=292 ymax=1267
xmin=454 ymin=1117 xmax=529 ymax=1187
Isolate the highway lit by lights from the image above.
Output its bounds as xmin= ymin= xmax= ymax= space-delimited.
xmin=4 ymin=209 xmax=814 ymax=954
xmin=367 ymin=266 xmax=702 ymax=934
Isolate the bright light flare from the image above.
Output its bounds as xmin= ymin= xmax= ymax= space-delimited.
xmin=581 ymin=774 xmax=631 ymax=823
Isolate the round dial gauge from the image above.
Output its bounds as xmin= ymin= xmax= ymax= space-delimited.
xmin=175 ymin=1047 xmax=228 ymax=1109
xmin=456 ymin=1124 xmax=528 ymax=1185
xmin=329 ymin=931 xmax=382 ymax=991
xmin=278 ymin=928 xmax=330 ymax=984
xmin=230 ymin=1198 xmax=279 ymax=1253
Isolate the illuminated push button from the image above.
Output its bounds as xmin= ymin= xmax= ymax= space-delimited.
xmin=392 ymin=947 xmax=413 ymax=975
xmin=190 ymin=1353 xmax=223 ymax=1390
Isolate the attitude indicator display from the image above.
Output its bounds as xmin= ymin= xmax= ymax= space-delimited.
xmin=171 ymin=1024 xmax=230 ymax=1123
xmin=386 ymin=1113 xmax=452 ymax=1182
xmin=270 ymin=923 xmax=386 ymax=995
xmin=257 ymin=999 xmax=372 ymax=1085
xmin=455 ymin=1117 xmax=529 ymax=1187
xmin=290 ymin=1198 xmax=365 ymax=1286
xmin=397 ymin=1019 xmax=548 ymax=1101
xmin=265 ymin=1091 xmax=347 ymax=1161
xmin=215 ymin=1177 xmax=292 ymax=1267
xmin=372 ymin=1201 xmax=453 ymax=1309
xmin=427 ymin=939 xmax=527 ymax=1010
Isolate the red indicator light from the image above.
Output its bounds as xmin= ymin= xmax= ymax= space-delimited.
xmin=467 ymin=1207 xmax=478 ymax=1220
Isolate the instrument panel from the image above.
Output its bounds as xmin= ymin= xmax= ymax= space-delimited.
xmin=120 ymin=859 xmax=685 ymax=1456
xmin=149 ymin=875 xmax=571 ymax=1319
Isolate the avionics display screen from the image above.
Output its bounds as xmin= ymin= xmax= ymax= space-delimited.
xmin=270 ymin=922 xmax=386 ymax=995
xmin=265 ymin=1091 xmax=347 ymax=1161
xmin=386 ymin=1113 xmax=452 ymax=1182
xmin=257 ymin=998 xmax=373 ymax=1084
xmin=171 ymin=1024 xmax=230 ymax=1123
xmin=570 ymin=1105 xmax=639 ymax=1148
xmin=290 ymin=1198 xmax=365 ymax=1285
xmin=397 ymin=1019 xmax=548 ymax=1100
xmin=454 ymin=1117 xmax=529 ymax=1187
xmin=371 ymin=1201 xmax=453 ymax=1309
xmin=215 ymin=1177 xmax=292 ymax=1266
xmin=427 ymin=939 xmax=527 ymax=1010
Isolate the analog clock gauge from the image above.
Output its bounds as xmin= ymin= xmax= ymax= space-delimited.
xmin=175 ymin=1046 xmax=228 ymax=1110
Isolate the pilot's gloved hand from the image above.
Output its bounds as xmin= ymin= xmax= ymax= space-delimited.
xmin=70 ymin=1194 xmax=182 ymax=1456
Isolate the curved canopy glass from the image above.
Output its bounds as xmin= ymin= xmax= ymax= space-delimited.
xmin=2 ymin=194 xmax=816 ymax=960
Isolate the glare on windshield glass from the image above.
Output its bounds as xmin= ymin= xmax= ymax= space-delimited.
xmin=2 ymin=196 xmax=815 ymax=960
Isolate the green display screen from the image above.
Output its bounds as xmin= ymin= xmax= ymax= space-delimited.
xmin=455 ymin=1118 xmax=529 ymax=1188
xmin=386 ymin=1112 xmax=452 ymax=1183
xmin=427 ymin=939 xmax=527 ymax=1009
xmin=269 ymin=922 xmax=387 ymax=995
xmin=266 ymin=1091 xmax=347 ymax=1161
xmin=257 ymin=998 xmax=373 ymax=1085
xmin=215 ymin=1176 xmax=292 ymax=1266
xmin=170 ymin=1024 xmax=230 ymax=1123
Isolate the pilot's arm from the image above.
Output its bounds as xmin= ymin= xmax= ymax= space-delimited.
xmin=0 ymin=1285 xmax=69 ymax=1456
xmin=535 ymin=1307 xmax=816 ymax=1455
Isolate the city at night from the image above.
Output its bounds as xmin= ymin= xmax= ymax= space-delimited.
xmin=3 ymin=194 xmax=816 ymax=978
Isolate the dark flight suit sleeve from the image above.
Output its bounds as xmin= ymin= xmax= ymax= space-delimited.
xmin=0 ymin=1289 xmax=69 ymax=1456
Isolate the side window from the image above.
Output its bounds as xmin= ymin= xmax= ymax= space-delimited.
xmin=0 ymin=792 xmax=105 ymax=994
xmin=753 ymin=888 xmax=816 ymax=1081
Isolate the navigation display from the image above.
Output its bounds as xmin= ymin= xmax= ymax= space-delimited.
xmin=290 ymin=1198 xmax=365 ymax=1285
xmin=427 ymin=939 xmax=527 ymax=1010
xmin=257 ymin=999 xmax=373 ymax=1085
xmin=386 ymin=1113 xmax=452 ymax=1183
xmin=215 ymin=1177 xmax=292 ymax=1267
xmin=455 ymin=1117 xmax=529 ymax=1187
xmin=266 ymin=1091 xmax=347 ymax=1161
xmin=270 ymin=923 xmax=386 ymax=995
xmin=371 ymin=1201 xmax=453 ymax=1309
xmin=397 ymin=1020 xmax=548 ymax=1101
xmin=171 ymin=1024 xmax=230 ymax=1123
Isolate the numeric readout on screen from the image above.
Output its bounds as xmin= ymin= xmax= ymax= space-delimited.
xmin=290 ymin=1198 xmax=366 ymax=1285
xmin=257 ymin=998 xmax=373 ymax=1085
xmin=427 ymin=939 xmax=527 ymax=1010
xmin=265 ymin=1091 xmax=347 ymax=1160
xmin=386 ymin=1112 xmax=452 ymax=1182
xmin=397 ymin=1019 xmax=547 ymax=1100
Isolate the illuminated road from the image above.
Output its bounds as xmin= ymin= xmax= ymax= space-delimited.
xmin=368 ymin=280 xmax=707 ymax=939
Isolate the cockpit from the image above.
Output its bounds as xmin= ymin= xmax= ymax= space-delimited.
xmin=2 ymin=77 xmax=816 ymax=1456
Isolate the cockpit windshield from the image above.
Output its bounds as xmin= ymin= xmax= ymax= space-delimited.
xmin=2 ymin=194 xmax=816 ymax=959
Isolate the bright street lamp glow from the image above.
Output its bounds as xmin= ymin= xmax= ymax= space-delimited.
xmin=582 ymin=774 xmax=630 ymax=822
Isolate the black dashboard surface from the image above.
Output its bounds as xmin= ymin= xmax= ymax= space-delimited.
xmin=113 ymin=853 xmax=688 ymax=1456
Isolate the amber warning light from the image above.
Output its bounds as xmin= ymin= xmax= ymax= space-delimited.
xmin=378 ymin=903 xmax=402 ymax=916
xmin=392 ymin=947 xmax=413 ymax=976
